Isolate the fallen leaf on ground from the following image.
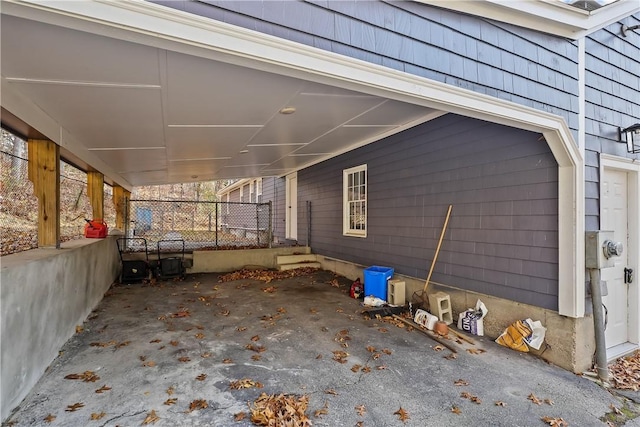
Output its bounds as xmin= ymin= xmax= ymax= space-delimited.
xmin=544 ymin=398 xmax=554 ymax=405
xmin=149 ymin=339 xmax=161 ymax=343
xmin=470 ymin=396 xmax=482 ymax=404
xmin=444 ymin=353 xmax=458 ymax=360
xmin=178 ymin=356 xmax=191 ymax=363
xmin=65 ymin=371 xmax=100 ymax=382
xmin=195 ymin=333 xmax=205 ymax=339
xmin=433 ymin=345 xmax=445 ymax=352
xmin=90 ymin=340 xmax=117 ymax=348
xmin=76 ymin=325 xmax=84 ymax=333
xmin=201 ymin=352 xmax=212 ymax=358
xmin=366 ymin=345 xmax=376 ymax=353
xmin=236 ymin=326 xmax=247 ymax=332
xmin=230 ymin=378 xmax=264 ymax=390
xmin=166 ymin=386 xmax=175 ymax=395
xmin=332 ymin=350 xmax=349 ymax=364
xmin=356 ymin=422 xmax=364 ymax=427
xmin=90 ymin=412 xmax=106 ymax=420
xmin=355 ymin=405 xmax=366 ymax=416
xmin=220 ymin=310 xmax=230 ymax=316
xmin=361 ymin=366 xmax=371 ymax=373
xmin=249 ymin=392 xmax=311 ymax=426
xmin=541 ymin=416 xmax=569 ymax=426
xmin=467 ymin=348 xmax=486 ymax=355
xmin=528 ymin=393 xmax=543 ymax=405
xmin=310 ymin=308 xmax=318 ymax=314
xmin=171 ymin=310 xmax=190 ymax=318
xmin=377 ymin=365 xmax=388 ymax=370
xmin=65 ymin=402 xmax=84 ymax=412
xmin=164 ymin=398 xmax=177 ymax=406
xmin=378 ymin=327 xmax=388 ymax=333
xmin=188 ymin=399 xmax=208 ymax=412
xmin=170 ymin=340 xmax=179 ymax=346
xmin=223 ymin=358 xmax=234 ymax=364
xmin=495 ymin=401 xmax=507 ymax=407
xmin=251 ymin=335 xmax=260 ymax=342
xmin=394 ymin=406 xmax=410 ymax=423
xmin=329 ymin=279 xmax=340 ymax=287
xmin=142 ymin=409 xmax=160 ymax=424
xmin=139 ymin=355 xmax=147 ymax=362
xmin=316 ymin=354 xmax=323 ymax=359
xmin=143 ymin=360 xmax=156 ymax=367
xmin=382 ymin=348 xmax=393 ymax=355
xmin=115 ymin=340 xmax=131 ymax=349
xmin=325 ymin=389 xmax=338 ymax=395
xmin=245 ymin=344 xmax=267 ymax=353
xmin=451 ymin=405 xmax=462 ymax=414
xmin=234 ymin=412 xmax=247 ymax=421
xmin=196 ymin=374 xmax=207 ymax=381
xmin=454 ymin=379 xmax=469 ymax=386
xmin=277 ymin=307 xmax=287 ymax=313
xmin=610 ymin=404 xmax=623 ymax=415
xmin=95 ymin=385 xmax=111 ymax=393
xmin=261 ymin=286 xmax=277 ymax=293
xmin=43 ymin=414 xmax=56 ymax=423
xmin=314 ymin=402 xmax=329 ymax=418
xmin=351 ymin=364 xmax=362 ymax=373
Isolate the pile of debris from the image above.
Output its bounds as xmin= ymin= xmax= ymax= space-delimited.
xmin=610 ymin=350 xmax=640 ymax=391
xmin=249 ymin=392 xmax=311 ymax=426
xmin=218 ymin=267 xmax=319 ymax=283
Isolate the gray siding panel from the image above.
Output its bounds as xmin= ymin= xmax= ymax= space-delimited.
xmin=298 ymin=114 xmax=559 ymax=310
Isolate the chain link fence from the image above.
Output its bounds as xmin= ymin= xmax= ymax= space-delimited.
xmin=1 ymin=131 xmax=118 ymax=255
xmin=124 ymin=199 xmax=272 ymax=252
xmin=0 ymin=149 xmax=38 ymax=255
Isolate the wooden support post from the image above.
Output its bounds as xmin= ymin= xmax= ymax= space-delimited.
xmin=112 ymin=185 xmax=130 ymax=230
xmin=27 ymin=139 xmax=60 ymax=248
xmin=87 ymin=171 xmax=104 ymax=220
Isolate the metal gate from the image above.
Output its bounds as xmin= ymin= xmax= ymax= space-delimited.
xmin=124 ymin=199 xmax=272 ymax=251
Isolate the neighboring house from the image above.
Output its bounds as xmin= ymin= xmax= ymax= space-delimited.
xmin=154 ymin=0 xmax=640 ymax=373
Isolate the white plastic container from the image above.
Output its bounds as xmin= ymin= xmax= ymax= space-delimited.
xmin=414 ymin=309 xmax=438 ymax=330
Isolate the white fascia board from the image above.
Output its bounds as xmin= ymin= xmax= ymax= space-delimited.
xmin=3 ymin=0 xmax=586 ymax=317
xmin=1 ymin=75 xmax=134 ymax=191
xmin=416 ymin=0 xmax=640 ymax=39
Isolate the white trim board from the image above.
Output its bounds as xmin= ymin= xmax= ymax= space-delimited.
xmin=2 ymin=0 xmax=586 ymax=317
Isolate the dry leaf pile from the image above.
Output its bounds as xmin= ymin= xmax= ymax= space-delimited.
xmin=609 ymin=350 xmax=640 ymax=391
xmin=230 ymin=378 xmax=264 ymax=390
xmin=249 ymin=393 xmax=311 ymax=427
xmin=218 ymin=267 xmax=319 ymax=284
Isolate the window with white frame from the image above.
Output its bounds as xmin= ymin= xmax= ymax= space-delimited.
xmin=249 ymin=181 xmax=255 ymax=203
xmin=239 ymin=184 xmax=245 ymax=203
xmin=343 ymin=164 xmax=367 ymax=237
xmin=256 ymin=178 xmax=263 ymax=203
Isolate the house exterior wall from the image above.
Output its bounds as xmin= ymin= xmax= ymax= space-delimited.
xmin=584 ymin=16 xmax=640 ymax=230
xmin=298 ymin=114 xmax=559 ymax=310
xmin=261 ymin=176 xmax=286 ymax=241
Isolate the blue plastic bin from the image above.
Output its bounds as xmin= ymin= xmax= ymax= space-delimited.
xmin=363 ymin=266 xmax=394 ymax=301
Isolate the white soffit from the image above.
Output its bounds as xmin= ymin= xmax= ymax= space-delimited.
xmin=417 ymin=0 xmax=640 ymax=39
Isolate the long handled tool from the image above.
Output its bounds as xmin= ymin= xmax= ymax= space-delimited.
xmin=423 ymin=205 xmax=453 ymax=295
xmin=392 ymin=315 xmax=457 ymax=353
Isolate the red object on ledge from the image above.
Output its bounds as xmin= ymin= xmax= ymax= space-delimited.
xmin=84 ymin=219 xmax=108 ymax=238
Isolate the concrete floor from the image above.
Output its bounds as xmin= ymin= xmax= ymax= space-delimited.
xmin=5 ymin=270 xmax=637 ymax=426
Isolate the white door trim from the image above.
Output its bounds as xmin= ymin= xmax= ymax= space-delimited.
xmin=600 ymin=154 xmax=640 ymax=348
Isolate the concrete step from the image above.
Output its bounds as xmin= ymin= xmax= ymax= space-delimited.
xmin=278 ymin=261 xmax=322 ymax=271
xmin=276 ymin=254 xmax=318 ymax=265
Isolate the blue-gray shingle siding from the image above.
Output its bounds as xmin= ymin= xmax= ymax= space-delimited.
xmin=298 ymin=114 xmax=559 ymax=310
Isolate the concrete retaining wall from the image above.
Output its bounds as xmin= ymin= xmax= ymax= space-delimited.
xmin=318 ymin=255 xmax=595 ymax=373
xmin=0 ymin=237 xmax=120 ymax=422
xmin=190 ymin=246 xmax=311 ymax=273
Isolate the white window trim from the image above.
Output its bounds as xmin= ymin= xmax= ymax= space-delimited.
xmin=249 ymin=181 xmax=254 ymax=203
xmin=343 ymin=164 xmax=367 ymax=238
xmin=239 ymin=184 xmax=244 ymax=203
xmin=256 ymin=178 xmax=263 ymax=203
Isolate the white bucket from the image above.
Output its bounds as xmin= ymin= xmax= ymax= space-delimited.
xmin=414 ymin=309 xmax=438 ymax=330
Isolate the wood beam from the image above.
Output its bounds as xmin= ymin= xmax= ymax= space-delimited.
xmin=112 ymin=185 xmax=130 ymax=230
xmin=87 ymin=171 xmax=104 ymax=220
xmin=27 ymin=139 xmax=60 ymax=248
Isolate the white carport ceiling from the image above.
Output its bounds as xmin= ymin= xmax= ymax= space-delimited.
xmin=1 ymin=12 xmax=438 ymax=187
